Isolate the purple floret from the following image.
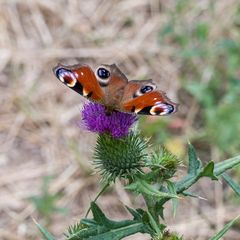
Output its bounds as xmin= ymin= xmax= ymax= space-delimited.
xmin=81 ymin=102 xmax=137 ymax=138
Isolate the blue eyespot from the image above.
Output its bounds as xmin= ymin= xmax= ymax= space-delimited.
xmin=140 ymin=85 xmax=153 ymax=94
xmin=97 ymin=68 xmax=110 ymax=79
xmin=55 ymin=68 xmax=67 ymax=77
xmin=167 ymin=104 xmax=174 ymax=114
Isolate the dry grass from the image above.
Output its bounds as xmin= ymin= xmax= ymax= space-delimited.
xmin=0 ymin=0 xmax=239 ymax=239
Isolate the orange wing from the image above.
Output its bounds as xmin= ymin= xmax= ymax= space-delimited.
xmin=53 ymin=63 xmax=104 ymax=102
xmin=122 ymin=91 xmax=178 ymax=116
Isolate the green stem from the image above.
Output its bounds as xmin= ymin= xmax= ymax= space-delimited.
xmin=85 ymin=182 xmax=110 ymax=218
xmin=143 ymin=194 xmax=159 ymax=225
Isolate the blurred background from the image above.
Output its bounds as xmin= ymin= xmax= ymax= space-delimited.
xmin=0 ymin=0 xmax=240 ymax=239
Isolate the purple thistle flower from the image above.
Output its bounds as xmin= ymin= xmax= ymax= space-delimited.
xmin=81 ymin=102 xmax=137 ymax=138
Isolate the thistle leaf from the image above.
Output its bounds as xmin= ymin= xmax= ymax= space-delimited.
xmin=126 ymin=179 xmax=179 ymax=199
xmin=66 ymin=202 xmax=150 ymax=240
xmin=209 ymin=215 xmax=240 ymax=240
xmin=176 ymin=146 xmax=219 ymax=193
xmin=146 ymin=211 xmax=162 ymax=236
xmin=91 ymin=202 xmax=110 ymax=227
xmin=125 ymin=206 xmax=142 ymax=220
xmin=182 ymin=191 xmax=207 ymax=200
xmin=187 ymin=143 xmax=202 ymax=175
xmin=33 ymin=219 xmax=55 ymax=240
xmin=199 ymin=161 xmax=218 ymax=180
xmin=221 ymin=173 xmax=240 ymax=196
xmin=214 ymin=155 xmax=240 ymax=176
xmin=166 ymin=181 xmax=178 ymax=217
xmin=85 ymin=222 xmax=147 ymax=240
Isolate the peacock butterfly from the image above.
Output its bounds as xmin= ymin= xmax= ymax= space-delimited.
xmin=53 ymin=63 xmax=178 ymax=116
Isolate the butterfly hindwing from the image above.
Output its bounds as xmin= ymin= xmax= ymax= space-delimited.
xmin=120 ymin=80 xmax=178 ymax=115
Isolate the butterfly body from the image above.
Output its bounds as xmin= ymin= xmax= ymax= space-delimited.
xmin=53 ymin=63 xmax=178 ymax=116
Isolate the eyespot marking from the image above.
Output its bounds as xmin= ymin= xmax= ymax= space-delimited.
xmin=55 ymin=68 xmax=77 ymax=87
xmin=150 ymin=103 xmax=175 ymax=116
xmin=97 ymin=67 xmax=110 ymax=79
xmin=95 ymin=66 xmax=111 ymax=87
xmin=140 ymin=85 xmax=154 ymax=94
xmin=134 ymin=83 xmax=156 ymax=97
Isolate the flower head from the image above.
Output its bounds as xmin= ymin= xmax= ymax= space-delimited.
xmin=81 ymin=102 xmax=137 ymax=138
xmin=94 ymin=133 xmax=148 ymax=182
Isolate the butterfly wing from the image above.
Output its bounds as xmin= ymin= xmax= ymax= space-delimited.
xmin=53 ymin=63 xmax=178 ymax=115
xmin=120 ymin=80 xmax=178 ymax=116
xmin=53 ymin=63 xmax=104 ymax=102
xmin=94 ymin=64 xmax=128 ymax=108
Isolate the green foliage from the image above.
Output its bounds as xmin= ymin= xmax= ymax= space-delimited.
xmin=209 ymin=215 xmax=240 ymax=240
xmin=34 ymin=219 xmax=55 ymax=240
xmin=35 ymin=2 xmax=240 ymax=238
xmin=153 ymin=232 xmax=183 ymax=240
xmin=94 ymin=133 xmax=148 ymax=182
xmin=65 ymin=222 xmax=87 ymax=239
xmin=29 ymin=176 xmax=66 ymax=224
xmin=157 ymin=0 xmax=240 ymax=156
xmin=64 ymin=202 xmax=150 ymax=240
xmin=148 ymin=147 xmax=181 ymax=180
xmin=36 ymin=141 xmax=240 ymax=239
xmin=126 ymin=178 xmax=179 ymax=200
xmin=67 ymin=143 xmax=239 ymax=239
xmin=221 ymin=173 xmax=240 ymax=197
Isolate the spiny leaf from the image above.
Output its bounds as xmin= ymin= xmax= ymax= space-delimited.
xmin=125 ymin=206 xmax=142 ymax=220
xmin=126 ymin=179 xmax=179 ymax=199
xmin=209 ymin=215 xmax=240 ymax=240
xmin=166 ymin=181 xmax=178 ymax=217
xmin=187 ymin=142 xmax=202 ymax=175
xmin=182 ymin=191 xmax=207 ymax=200
xmin=33 ymin=219 xmax=55 ymax=240
xmin=222 ymin=173 xmax=240 ymax=196
xmin=146 ymin=211 xmax=162 ymax=236
xmin=176 ymin=161 xmax=218 ymax=193
xmin=91 ymin=202 xmax=111 ymax=227
xmin=66 ymin=202 xmax=150 ymax=240
xmin=199 ymin=161 xmax=218 ymax=180
xmin=86 ymin=222 xmax=147 ymax=240
xmin=214 ymin=155 xmax=240 ymax=176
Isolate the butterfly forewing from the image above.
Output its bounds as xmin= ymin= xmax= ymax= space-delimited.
xmin=53 ymin=64 xmax=104 ymax=102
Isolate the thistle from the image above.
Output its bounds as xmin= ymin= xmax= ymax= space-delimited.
xmin=94 ymin=133 xmax=148 ymax=182
xmin=37 ymin=102 xmax=240 ymax=240
xmin=81 ymin=102 xmax=137 ymax=138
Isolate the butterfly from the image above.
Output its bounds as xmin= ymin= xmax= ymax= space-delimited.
xmin=53 ymin=63 xmax=178 ymax=116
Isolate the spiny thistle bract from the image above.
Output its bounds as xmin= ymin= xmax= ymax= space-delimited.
xmin=152 ymin=232 xmax=183 ymax=240
xmin=149 ymin=147 xmax=181 ymax=180
xmin=64 ymin=222 xmax=87 ymax=239
xmin=94 ymin=133 xmax=148 ymax=182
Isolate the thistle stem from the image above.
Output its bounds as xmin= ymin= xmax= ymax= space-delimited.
xmin=143 ymin=194 xmax=159 ymax=225
xmin=85 ymin=182 xmax=110 ymax=217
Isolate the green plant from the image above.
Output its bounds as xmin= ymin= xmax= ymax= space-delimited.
xmin=29 ymin=176 xmax=66 ymax=225
xmin=35 ymin=103 xmax=240 ymax=239
xmin=158 ymin=0 xmax=240 ymax=157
